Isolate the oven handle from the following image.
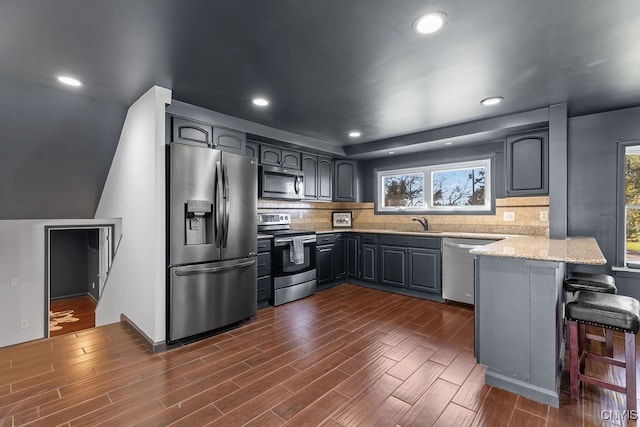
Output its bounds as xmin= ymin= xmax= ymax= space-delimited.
xmin=274 ymin=237 xmax=316 ymax=246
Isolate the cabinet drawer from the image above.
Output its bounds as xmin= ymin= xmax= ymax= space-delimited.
xmin=257 ymin=253 xmax=271 ymax=277
xmin=257 ymin=239 xmax=271 ymax=253
xmin=316 ymin=234 xmax=336 ymax=245
xmin=379 ymin=235 xmax=441 ymax=250
xmin=257 ymin=276 xmax=272 ymax=301
xmin=360 ymin=234 xmax=378 ymax=244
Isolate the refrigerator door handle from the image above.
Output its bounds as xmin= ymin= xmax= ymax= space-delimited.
xmin=223 ymin=162 xmax=230 ymax=247
xmin=215 ymin=161 xmax=224 ymax=247
xmin=174 ymin=258 xmax=256 ymax=276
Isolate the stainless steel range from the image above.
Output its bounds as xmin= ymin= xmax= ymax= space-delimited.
xmin=257 ymin=213 xmax=316 ymax=306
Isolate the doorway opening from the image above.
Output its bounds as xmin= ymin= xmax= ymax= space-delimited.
xmin=45 ymin=225 xmax=113 ymax=337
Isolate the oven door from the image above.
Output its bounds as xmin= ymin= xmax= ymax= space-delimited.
xmin=272 ymin=236 xmax=316 ymax=279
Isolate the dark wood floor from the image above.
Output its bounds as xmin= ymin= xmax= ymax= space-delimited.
xmin=1 ymin=284 xmax=637 ymax=426
xmin=50 ymin=295 xmax=97 ymax=337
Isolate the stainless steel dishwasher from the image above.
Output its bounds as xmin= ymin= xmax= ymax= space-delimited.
xmin=442 ymin=238 xmax=497 ymax=305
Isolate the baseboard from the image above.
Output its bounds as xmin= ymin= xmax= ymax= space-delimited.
xmin=120 ymin=314 xmax=167 ymax=353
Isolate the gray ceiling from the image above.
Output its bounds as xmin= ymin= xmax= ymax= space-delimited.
xmin=2 ymin=0 xmax=640 ymax=218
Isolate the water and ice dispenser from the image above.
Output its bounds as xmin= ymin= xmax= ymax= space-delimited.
xmin=185 ymin=200 xmax=213 ymax=245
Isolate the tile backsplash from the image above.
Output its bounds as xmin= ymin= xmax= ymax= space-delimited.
xmin=258 ymin=196 xmax=550 ymax=236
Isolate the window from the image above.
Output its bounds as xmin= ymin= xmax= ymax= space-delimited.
xmin=620 ymin=144 xmax=640 ymax=268
xmin=376 ymin=158 xmax=493 ymax=213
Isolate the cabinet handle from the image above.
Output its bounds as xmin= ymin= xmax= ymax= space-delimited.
xmin=318 ymin=248 xmax=332 ymax=253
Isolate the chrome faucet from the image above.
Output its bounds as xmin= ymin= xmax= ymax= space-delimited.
xmin=411 ymin=216 xmax=429 ymax=231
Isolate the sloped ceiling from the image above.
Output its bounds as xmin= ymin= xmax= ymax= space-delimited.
xmin=1 ymin=0 xmax=640 ymax=218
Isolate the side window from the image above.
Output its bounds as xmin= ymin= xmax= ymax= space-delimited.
xmin=620 ymin=143 xmax=640 ymax=268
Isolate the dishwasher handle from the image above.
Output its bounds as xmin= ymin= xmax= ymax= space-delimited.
xmin=444 ymin=241 xmax=485 ymax=250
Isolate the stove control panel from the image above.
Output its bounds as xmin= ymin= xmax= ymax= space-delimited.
xmin=257 ymin=212 xmax=291 ymax=226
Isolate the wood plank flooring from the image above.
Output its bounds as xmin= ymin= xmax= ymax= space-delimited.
xmin=49 ymin=296 xmax=96 ymax=337
xmin=1 ymin=284 xmax=638 ymax=426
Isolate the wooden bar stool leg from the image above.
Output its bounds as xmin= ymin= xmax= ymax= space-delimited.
xmin=578 ymin=323 xmax=587 ymax=373
xmin=569 ymin=320 xmax=580 ymax=400
xmin=606 ymin=329 xmax=614 ymax=357
xmin=625 ymin=332 xmax=637 ymax=413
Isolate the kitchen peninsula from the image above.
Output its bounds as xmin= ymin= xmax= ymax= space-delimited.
xmin=470 ymin=236 xmax=606 ymax=407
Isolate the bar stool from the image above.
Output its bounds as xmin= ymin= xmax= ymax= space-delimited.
xmin=566 ymin=290 xmax=640 ymax=412
xmin=564 ymin=272 xmax=617 ymax=356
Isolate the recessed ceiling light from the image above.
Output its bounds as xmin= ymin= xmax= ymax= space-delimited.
xmin=413 ymin=12 xmax=448 ymax=35
xmin=252 ymin=98 xmax=269 ymax=107
xmin=445 ymin=142 xmax=453 ymax=146
xmin=480 ymin=96 xmax=504 ymax=106
xmin=57 ymin=76 xmax=82 ymax=87
xmin=388 ymin=151 xmax=395 ymax=154
xmin=349 ymin=131 xmax=361 ymax=138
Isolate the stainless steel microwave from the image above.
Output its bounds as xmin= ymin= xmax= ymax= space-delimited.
xmin=259 ymin=165 xmax=305 ymax=200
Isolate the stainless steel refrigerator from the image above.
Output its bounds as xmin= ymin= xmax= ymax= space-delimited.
xmin=167 ymin=142 xmax=257 ymax=342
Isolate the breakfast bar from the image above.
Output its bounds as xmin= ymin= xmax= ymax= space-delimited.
xmin=470 ymin=236 xmax=606 ymax=407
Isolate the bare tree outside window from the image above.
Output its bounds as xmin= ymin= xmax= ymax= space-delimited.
xmin=625 ymin=150 xmax=640 ymax=265
xmin=432 ymin=167 xmax=486 ymax=206
xmin=383 ymin=174 xmax=424 ymax=207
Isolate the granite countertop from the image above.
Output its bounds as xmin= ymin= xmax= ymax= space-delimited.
xmin=314 ymin=228 xmax=515 ymax=240
xmin=469 ymin=236 xmax=606 ymax=265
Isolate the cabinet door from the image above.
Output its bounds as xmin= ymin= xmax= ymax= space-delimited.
xmin=260 ymin=144 xmax=282 ymax=166
xmin=380 ymin=245 xmax=407 ymax=288
xmin=316 ymin=244 xmax=335 ymax=283
xmin=318 ymin=156 xmax=333 ymax=201
xmin=245 ymin=141 xmax=259 ymax=159
xmin=407 ymin=248 xmax=441 ymax=293
xmin=282 ymin=150 xmax=301 ymax=169
xmin=335 ymin=235 xmax=347 ymax=278
xmin=334 ymin=160 xmax=357 ymax=202
xmin=505 ymin=129 xmax=548 ymax=196
xmin=346 ymin=235 xmax=360 ymax=277
xmin=171 ymin=116 xmax=212 ymax=147
xmin=302 ymin=154 xmax=318 ymax=199
xmin=361 ymin=244 xmax=377 ymax=282
xmin=213 ymin=127 xmax=246 ymax=154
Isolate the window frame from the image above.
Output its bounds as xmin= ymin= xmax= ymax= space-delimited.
xmin=374 ymin=156 xmax=495 ymax=215
xmin=616 ymin=140 xmax=640 ymax=270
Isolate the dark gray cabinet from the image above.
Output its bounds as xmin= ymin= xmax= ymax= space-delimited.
xmin=302 ymin=154 xmax=319 ymax=199
xmin=213 ymin=126 xmax=246 ymax=154
xmin=505 ymin=129 xmax=549 ymax=196
xmin=407 ymin=249 xmax=441 ymax=293
xmin=318 ymin=156 xmax=333 ymax=201
xmin=346 ymin=234 xmax=360 ymax=277
xmin=335 ymin=234 xmax=347 ymax=278
xmin=302 ymin=154 xmax=333 ymax=201
xmin=333 ymin=159 xmax=357 ymax=202
xmin=379 ymin=235 xmax=442 ymax=295
xmin=381 ymin=246 xmax=408 ymax=288
xmin=170 ymin=116 xmax=212 ymax=147
xmin=260 ymin=144 xmax=301 ymax=169
xmin=317 ymin=244 xmax=335 ymax=284
xmin=361 ymin=244 xmax=378 ymax=282
xmin=245 ymin=141 xmax=259 ymax=159
xmin=257 ymin=238 xmax=272 ymax=305
xmin=169 ymin=115 xmax=246 ymax=155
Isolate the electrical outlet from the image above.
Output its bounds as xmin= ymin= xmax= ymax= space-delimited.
xmin=20 ymin=320 xmax=28 ymax=329
xmin=540 ymin=211 xmax=549 ymax=221
xmin=503 ymin=211 xmax=515 ymax=222
xmin=10 ymin=277 xmax=18 ymax=286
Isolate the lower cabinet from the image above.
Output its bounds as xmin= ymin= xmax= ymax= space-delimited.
xmin=316 ymin=232 xmax=442 ymax=297
xmin=257 ymin=238 xmax=272 ymax=305
xmin=316 ymin=243 xmax=335 ymax=284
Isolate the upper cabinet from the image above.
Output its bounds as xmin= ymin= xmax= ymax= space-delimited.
xmin=302 ymin=154 xmax=333 ymax=201
xmin=505 ymin=129 xmax=549 ymax=196
xmin=260 ymin=144 xmax=301 ymax=169
xmin=212 ymin=126 xmax=246 ymax=155
xmin=168 ymin=115 xmax=246 ymax=155
xmin=171 ymin=116 xmax=212 ymax=147
xmin=334 ymin=159 xmax=358 ymax=202
xmin=245 ymin=141 xmax=259 ymax=159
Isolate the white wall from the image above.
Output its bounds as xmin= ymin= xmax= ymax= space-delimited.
xmin=0 ymin=218 xmax=120 ymax=347
xmin=94 ymin=86 xmax=171 ymax=344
